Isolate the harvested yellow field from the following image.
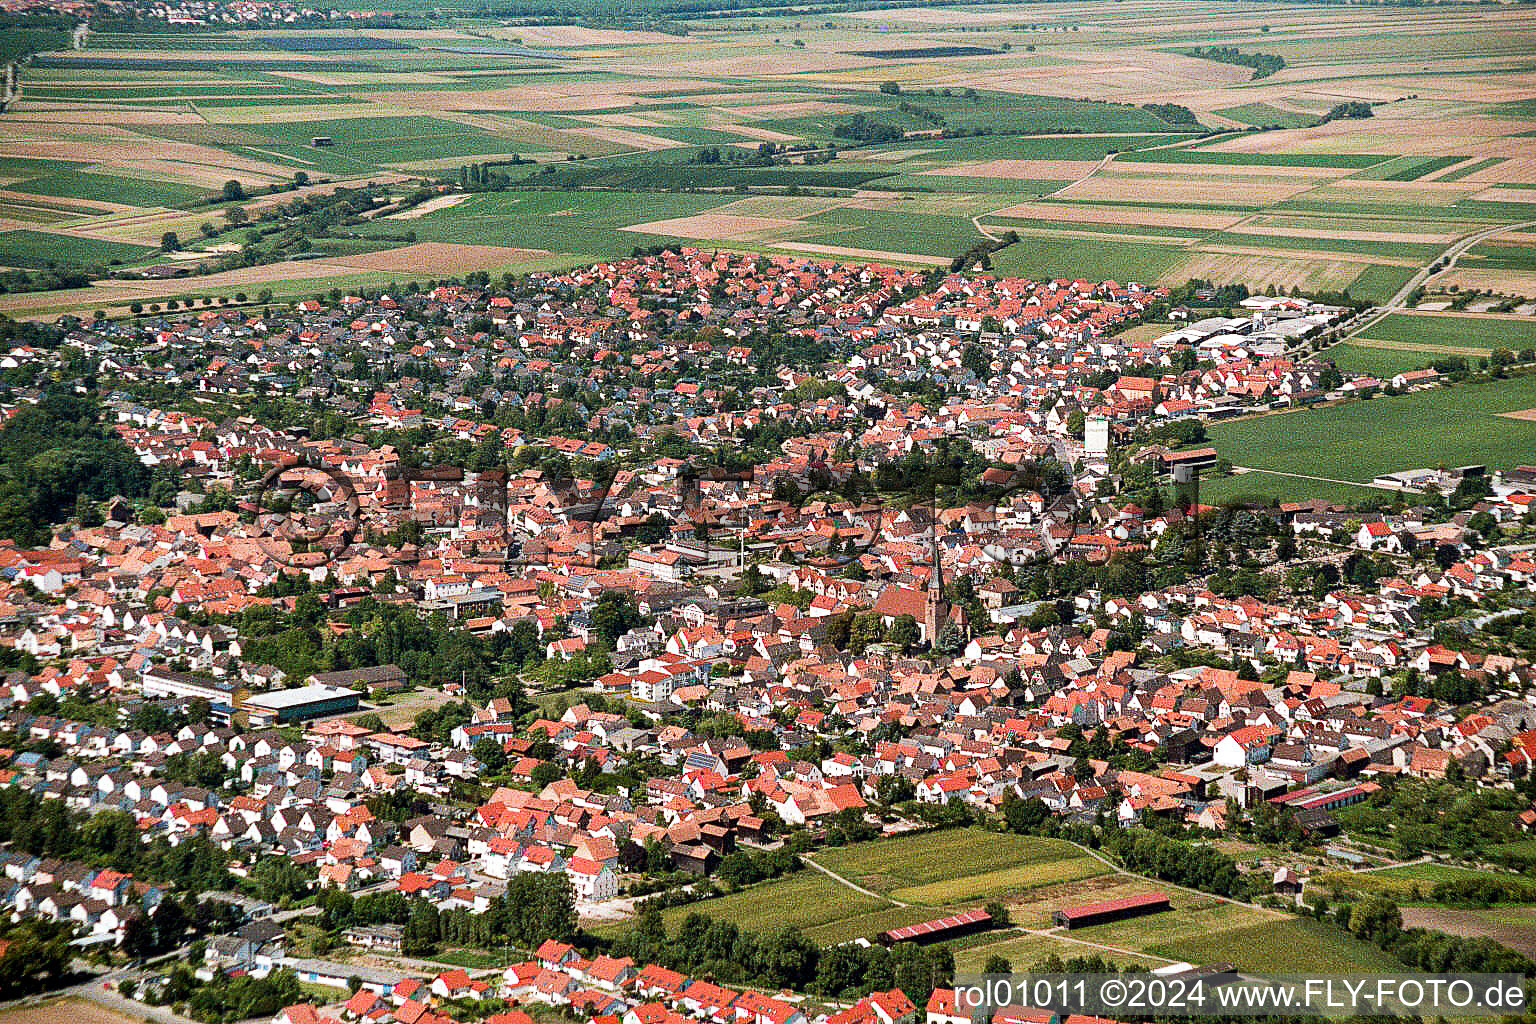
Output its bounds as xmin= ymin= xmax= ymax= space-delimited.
xmin=622 ymin=212 xmax=807 ymax=242
xmin=1437 ymin=267 xmax=1536 ymax=294
xmin=1054 ymin=175 xmax=1315 ymax=205
xmin=764 ymin=242 xmax=951 ymax=266
xmin=989 ymin=202 xmax=1247 ymax=230
xmin=1159 ymin=252 xmax=1369 ymax=294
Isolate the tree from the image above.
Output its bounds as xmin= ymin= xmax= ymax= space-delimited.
xmin=1348 ymin=895 xmax=1402 ymax=945
xmin=879 ymin=80 xmax=901 ymax=94
xmin=221 ymin=179 xmax=246 ymax=202
xmin=160 ymin=231 xmax=180 ymax=252
xmin=887 ymin=614 xmax=919 ymax=653
xmin=403 ymin=900 xmax=441 ymax=955
xmin=473 ymin=736 xmax=508 ymax=774
xmin=936 ymin=621 xmax=965 ymax=655
xmin=251 ymin=856 xmax=310 ymax=905
xmin=531 ymin=760 xmax=561 ymax=790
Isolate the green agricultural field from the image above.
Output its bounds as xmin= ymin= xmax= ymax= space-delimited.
xmin=1204 ymin=374 xmax=1536 ymax=486
xmin=1439 ymin=157 xmax=1505 ymax=183
xmin=13 ymin=171 xmax=212 ymax=210
xmin=8 ymin=0 xmax=1536 ymax=321
xmin=1462 ymin=242 xmax=1536 ymax=272
xmin=1321 ymin=342 xmax=1436 ymax=379
xmin=636 ymin=830 xmax=1109 ymax=947
xmin=1153 ymin=916 xmax=1406 ymax=972
xmin=1346 ymin=264 xmax=1417 ymax=304
xmin=366 ymin=189 xmax=739 ymax=258
xmin=812 ymin=829 xmax=1109 ymax=904
xmin=1214 ymin=103 xmax=1320 ymax=129
xmin=1195 ymin=471 xmax=1386 ymax=506
xmin=655 ymin=870 xmax=887 ymax=937
xmin=991 ymin=236 xmax=1186 ymax=286
xmin=0 ymin=230 xmax=157 ymax=269
xmin=953 ymin=930 xmax=1169 ymax=971
xmin=1361 ymin=312 xmax=1536 ymax=351
xmin=1313 ymin=863 xmax=1528 ymax=901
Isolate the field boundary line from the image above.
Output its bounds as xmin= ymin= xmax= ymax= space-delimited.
xmin=1062 ymin=839 xmax=1290 ymax=918
xmin=1340 ymin=218 xmax=1536 ymax=345
xmin=799 ymin=853 xmax=909 ymax=907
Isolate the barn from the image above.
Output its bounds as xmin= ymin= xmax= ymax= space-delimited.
xmin=879 ymin=908 xmax=991 ymax=946
xmin=1052 ymin=892 xmax=1170 ymax=929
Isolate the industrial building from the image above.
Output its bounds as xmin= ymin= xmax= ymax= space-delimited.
xmin=242 ymin=684 xmax=360 ymax=726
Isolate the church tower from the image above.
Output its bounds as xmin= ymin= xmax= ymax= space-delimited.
xmin=924 ymin=518 xmax=949 ymax=646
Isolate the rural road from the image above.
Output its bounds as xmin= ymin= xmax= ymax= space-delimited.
xmin=1343 ymin=218 xmax=1536 ymax=341
xmin=1064 ymin=839 xmax=1288 ymax=919
xmin=799 ymin=854 xmax=908 ymax=906
xmin=1347 ymin=855 xmax=1430 ymax=875
xmin=798 ymin=850 xmax=1171 ymax=965
xmin=970 ymin=131 xmax=1244 ymax=245
xmin=1230 ymin=467 xmax=1395 ymax=491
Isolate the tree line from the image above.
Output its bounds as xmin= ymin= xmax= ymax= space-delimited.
xmin=609 ymin=906 xmax=954 ymax=999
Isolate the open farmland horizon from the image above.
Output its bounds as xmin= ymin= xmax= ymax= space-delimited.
xmin=3 ymin=0 xmax=1536 ymax=330
xmin=4 ymin=0 xmax=1536 ymax=1015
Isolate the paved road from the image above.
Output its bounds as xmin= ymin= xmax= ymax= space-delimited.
xmin=1343 ymin=219 xmax=1536 ymax=342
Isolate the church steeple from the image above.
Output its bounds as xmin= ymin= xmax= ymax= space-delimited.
xmin=924 ymin=516 xmax=948 ymax=646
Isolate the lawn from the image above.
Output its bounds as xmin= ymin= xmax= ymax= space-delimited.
xmin=1204 ymin=374 xmax=1536 ymax=484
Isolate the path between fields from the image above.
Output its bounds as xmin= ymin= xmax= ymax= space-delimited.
xmin=1018 ymin=925 xmax=1180 ymax=965
xmin=1341 ymin=218 xmax=1536 ymax=343
xmin=800 ymin=854 xmax=908 ymax=906
xmin=1230 ymin=467 xmax=1393 ymax=491
xmin=1348 ymin=855 xmax=1430 ymax=874
xmin=800 ymin=853 xmax=1177 ymax=965
xmin=971 ymin=132 xmax=1241 ymax=244
xmin=1064 ymin=840 xmax=1289 ymax=919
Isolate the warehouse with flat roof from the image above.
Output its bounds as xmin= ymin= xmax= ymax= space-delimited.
xmin=242 ymin=684 xmax=360 ymax=726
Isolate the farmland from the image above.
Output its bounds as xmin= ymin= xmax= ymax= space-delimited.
xmin=628 ymin=829 xmax=1109 ymax=947
xmin=1203 ymin=374 xmax=1536 ymax=495
xmin=0 ymin=1 xmax=1534 ymax=318
xmin=613 ymin=828 xmax=1396 ymax=974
